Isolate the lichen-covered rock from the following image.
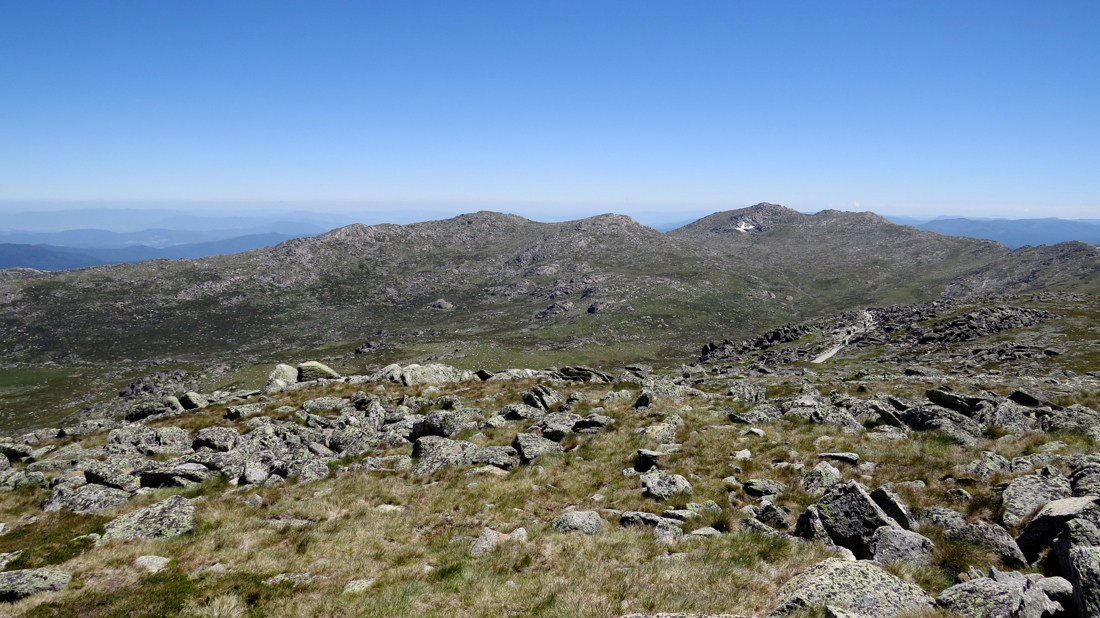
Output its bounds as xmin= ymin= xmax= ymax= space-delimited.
xmin=869 ymin=486 xmax=918 ymax=530
xmin=1003 ymin=466 xmax=1071 ymax=528
xmin=512 ymin=433 xmax=564 ymax=462
xmin=936 ymin=577 xmax=1025 ymax=618
xmin=803 ymin=461 xmax=842 ymax=496
xmin=42 ymin=483 xmax=131 ymax=514
xmin=743 ymin=478 xmax=788 ymax=498
xmin=1017 ymin=496 xmax=1100 ymax=562
xmin=470 ymin=446 xmax=520 ymax=471
xmin=385 ymin=363 xmax=475 ymax=386
xmin=1041 ymin=404 xmax=1100 ymax=440
xmin=0 ymin=568 xmax=71 ymax=602
xmin=409 ymin=436 xmax=476 ymax=476
xmin=900 ymin=405 xmax=983 ymax=446
xmin=265 ymin=363 xmax=298 ymax=394
xmin=770 ymin=559 xmax=934 ymax=617
xmin=497 ymin=402 xmax=545 ymax=421
xmin=523 ymin=384 xmax=565 ymax=411
xmin=946 ymin=522 xmax=1026 ymax=566
xmin=551 ymin=510 xmax=604 ymax=535
xmin=870 ymin=527 xmax=934 ymax=565
xmin=297 ymin=361 xmax=340 ymax=381
xmin=640 ymin=473 xmax=693 ymax=501
xmin=193 ymin=426 xmax=239 ymax=452
xmin=178 ymin=392 xmax=209 ymax=410
xmin=815 ymin=481 xmax=901 ymax=558
xmin=98 ymin=494 xmax=195 ymax=544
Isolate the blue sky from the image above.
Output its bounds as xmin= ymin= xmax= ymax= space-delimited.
xmin=1 ymin=1 xmax=1098 ymax=220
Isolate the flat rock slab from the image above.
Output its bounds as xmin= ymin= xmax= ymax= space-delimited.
xmin=0 ymin=568 xmax=71 ymax=602
xmin=98 ymin=494 xmax=195 ymax=544
xmin=770 ymin=558 xmax=934 ymax=617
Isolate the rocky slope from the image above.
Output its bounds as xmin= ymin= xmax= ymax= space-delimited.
xmin=5 ymin=203 xmax=1092 ymax=370
xmin=0 ymin=294 xmax=1096 ymax=616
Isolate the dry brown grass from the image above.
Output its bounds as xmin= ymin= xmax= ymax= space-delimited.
xmin=0 ymin=372 xmax=1093 ymax=617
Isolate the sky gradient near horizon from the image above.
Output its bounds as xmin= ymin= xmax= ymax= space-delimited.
xmin=1 ymin=2 xmax=1098 ymax=219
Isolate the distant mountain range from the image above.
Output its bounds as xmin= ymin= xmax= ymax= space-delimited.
xmin=884 ymin=216 xmax=1100 ymax=249
xmin=3 ymin=203 xmax=1098 ymax=366
xmin=0 ymin=233 xmax=313 ymax=270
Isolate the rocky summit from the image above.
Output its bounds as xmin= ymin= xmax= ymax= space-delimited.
xmin=0 ymin=208 xmax=1099 ymax=616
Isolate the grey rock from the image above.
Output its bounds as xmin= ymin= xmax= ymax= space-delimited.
xmin=974 ymin=401 xmax=1033 ymax=435
xmin=1017 ymin=496 xmax=1100 ymax=563
xmin=293 ymin=459 xmax=329 ymax=484
xmin=1003 ymin=466 xmax=1072 ymax=528
xmin=819 ymin=452 xmax=860 ymax=465
xmin=265 ymin=363 xmax=298 ymax=394
xmin=42 ymin=483 xmax=131 ymax=514
xmin=470 ymin=446 xmax=520 ymax=470
xmin=498 ymin=402 xmax=546 ymax=421
xmin=620 ymin=511 xmax=683 ymax=529
xmin=870 ymin=486 xmax=918 ymax=531
xmin=641 ymin=473 xmax=693 ymax=501
xmin=815 ymin=481 xmax=901 ymax=559
xmin=469 ymin=527 xmax=507 ymax=556
xmin=804 ymin=462 xmax=843 ymax=496
xmin=536 ymin=412 xmax=583 ymax=442
xmin=654 ymin=521 xmax=683 ymax=545
xmin=297 ymin=361 xmax=340 ymax=381
xmin=743 ymin=478 xmax=788 ymax=498
xmin=523 ymin=384 xmax=564 ymax=411
xmin=134 ymin=555 xmax=171 ymax=573
xmin=947 ymin=522 xmax=1027 ymax=566
xmin=0 ymin=568 xmax=71 ymax=602
xmin=937 ymin=578 xmax=1024 ymax=618
xmin=225 ymin=402 xmax=265 ymax=420
xmin=900 ymin=404 xmax=983 ymax=446
xmin=193 ymin=426 xmax=239 ymax=452
xmin=635 ymin=448 xmax=674 ymax=473
xmin=870 ymin=527 xmax=934 ymax=565
xmin=770 ymin=558 xmax=934 ymax=617
xmin=1061 ymin=546 xmax=1100 ymax=617
xmin=512 ymin=433 xmax=564 ymax=462
xmin=178 ymin=392 xmax=209 ymax=410
xmin=410 ymin=436 xmax=477 ymax=476
xmin=99 ymin=495 xmax=194 ymax=544
xmin=1041 ymin=404 xmax=1100 ymax=440
xmin=301 ymin=396 xmax=347 ymax=413
xmin=757 ymin=501 xmax=790 ymax=530
xmin=551 ymin=510 xmax=604 ymax=534
xmin=921 ymin=506 xmax=968 ymax=530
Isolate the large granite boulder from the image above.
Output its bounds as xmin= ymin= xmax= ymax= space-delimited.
xmin=98 ymin=494 xmax=195 ymax=544
xmin=0 ymin=568 xmax=71 ymax=602
xmin=1002 ymin=466 xmax=1071 ymax=528
xmin=814 ymin=481 xmax=901 ymax=558
xmin=770 ymin=559 xmax=934 ymax=617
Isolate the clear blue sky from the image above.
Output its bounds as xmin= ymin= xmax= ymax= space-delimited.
xmin=1 ymin=1 xmax=1098 ymax=219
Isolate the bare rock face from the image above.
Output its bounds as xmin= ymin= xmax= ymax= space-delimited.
xmin=770 ymin=559 xmax=934 ymax=617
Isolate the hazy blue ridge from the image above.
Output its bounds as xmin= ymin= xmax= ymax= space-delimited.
xmin=0 ymin=232 xmax=313 ymax=271
xmin=916 ymin=218 xmax=1100 ymax=249
xmin=0 ymin=222 xmax=327 ymax=248
xmin=0 ymin=244 xmax=107 ymax=270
